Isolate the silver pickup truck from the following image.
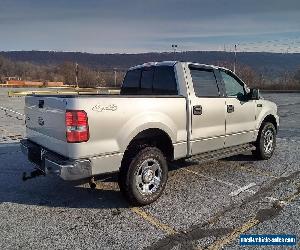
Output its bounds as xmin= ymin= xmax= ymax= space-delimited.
xmin=21 ymin=61 xmax=279 ymax=205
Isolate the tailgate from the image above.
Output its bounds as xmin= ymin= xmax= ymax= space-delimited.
xmin=25 ymin=96 xmax=68 ymax=155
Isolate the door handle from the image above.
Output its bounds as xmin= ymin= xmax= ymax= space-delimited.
xmin=227 ymin=105 xmax=234 ymax=113
xmin=193 ymin=105 xmax=202 ymax=115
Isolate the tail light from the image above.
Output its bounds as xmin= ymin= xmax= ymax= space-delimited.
xmin=65 ymin=110 xmax=89 ymax=143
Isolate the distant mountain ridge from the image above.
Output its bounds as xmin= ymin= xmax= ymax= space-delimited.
xmin=1 ymin=50 xmax=300 ymax=77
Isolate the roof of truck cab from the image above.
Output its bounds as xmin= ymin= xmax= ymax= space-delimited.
xmin=129 ymin=61 xmax=177 ymax=70
xmin=129 ymin=61 xmax=227 ymax=71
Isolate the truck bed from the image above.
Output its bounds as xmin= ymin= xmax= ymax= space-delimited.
xmin=25 ymin=94 xmax=187 ymax=160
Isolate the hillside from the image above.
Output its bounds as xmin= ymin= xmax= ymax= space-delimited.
xmin=1 ymin=51 xmax=300 ymax=78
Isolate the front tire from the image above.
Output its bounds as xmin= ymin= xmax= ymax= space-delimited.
xmin=118 ymin=146 xmax=168 ymax=206
xmin=253 ymin=122 xmax=276 ymax=160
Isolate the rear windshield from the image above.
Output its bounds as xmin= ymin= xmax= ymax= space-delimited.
xmin=121 ymin=66 xmax=178 ymax=95
xmin=121 ymin=69 xmax=141 ymax=94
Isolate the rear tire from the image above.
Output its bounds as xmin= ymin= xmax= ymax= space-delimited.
xmin=253 ymin=122 xmax=276 ymax=160
xmin=118 ymin=146 xmax=168 ymax=206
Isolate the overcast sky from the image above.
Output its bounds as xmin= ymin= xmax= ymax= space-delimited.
xmin=1 ymin=0 xmax=300 ymax=53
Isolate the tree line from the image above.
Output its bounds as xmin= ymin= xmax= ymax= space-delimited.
xmin=0 ymin=55 xmax=299 ymax=89
xmin=2 ymin=50 xmax=300 ymax=78
xmin=216 ymin=61 xmax=300 ymax=90
xmin=0 ymin=56 xmax=125 ymax=87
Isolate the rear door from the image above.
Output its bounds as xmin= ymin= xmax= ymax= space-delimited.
xmin=219 ymin=70 xmax=256 ymax=147
xmin=188 ymin=65 xmax=226 ymax=154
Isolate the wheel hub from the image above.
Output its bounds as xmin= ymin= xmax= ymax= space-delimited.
xmin=142 ymin=169 xmax=154 ymax=183
xmin=135 ymin=158 xmax=162 ymax=195
xmin=264 ymin=129 xmax=274 ymax=154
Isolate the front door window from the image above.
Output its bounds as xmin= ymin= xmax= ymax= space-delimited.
xmin=220 ymin=71 xmax=245 ymax=98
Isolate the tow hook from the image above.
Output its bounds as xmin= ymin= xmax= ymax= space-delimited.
xmin=89 ymin=177 xmax=97 ymax=189
xmin=22 ymin=169 xmax=45 ymax=181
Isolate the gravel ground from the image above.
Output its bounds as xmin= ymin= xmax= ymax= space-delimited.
xmin=0 ymin=89 xmax=299 ymax=249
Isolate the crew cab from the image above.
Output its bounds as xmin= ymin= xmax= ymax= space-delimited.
xmin=21 ymin=61 xmax=279 ymax=205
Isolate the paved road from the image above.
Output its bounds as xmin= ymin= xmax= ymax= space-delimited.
xmin=0 ymin=89 xmax=299 ymax=249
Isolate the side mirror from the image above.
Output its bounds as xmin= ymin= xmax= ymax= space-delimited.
xmin=249 ymin=88 xmax=260 ymax=100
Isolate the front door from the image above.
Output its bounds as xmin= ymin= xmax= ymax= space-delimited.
xmin=219 ymin=70 xmax=256 ymax=147
xmin=188 ymin=65 xmax=226 ymax=154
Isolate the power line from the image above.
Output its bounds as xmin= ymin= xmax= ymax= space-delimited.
xmin=238 ymin=37 xmax=300 ymax=46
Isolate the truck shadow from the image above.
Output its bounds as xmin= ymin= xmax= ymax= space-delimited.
xmin=169 ymin=151 xmax=258 ymax=171
xmin=221 ymin=153 xmax=260 ymax=162
xmin=0 ymin=142 xmax=130 ymax=210
xmin=0 ymin=142 xmax=258 ymax=210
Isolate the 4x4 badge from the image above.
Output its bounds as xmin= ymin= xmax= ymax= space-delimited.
xmin=92 ymin=104 xmax=117 ymax=112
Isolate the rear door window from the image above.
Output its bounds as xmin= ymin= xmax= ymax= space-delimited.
xmin=189 ymin=67 xmax=220 ymax=97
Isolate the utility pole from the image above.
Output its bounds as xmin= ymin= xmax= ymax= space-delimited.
xmin=75 ymin=62 xmax=79 ymax=89
xmin=171 ymin=44 xmax=178 ymax=61
xmin=171 ymin=44 xmax=178 ymax=53
xmin=114 ymin=69 xmax=117 ymax=87
xmin=233 ymin=44 xmax=237 ymax=73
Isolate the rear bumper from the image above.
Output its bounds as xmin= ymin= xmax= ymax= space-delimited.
xmin=20 ymin=139 xmax=92 ymax=181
